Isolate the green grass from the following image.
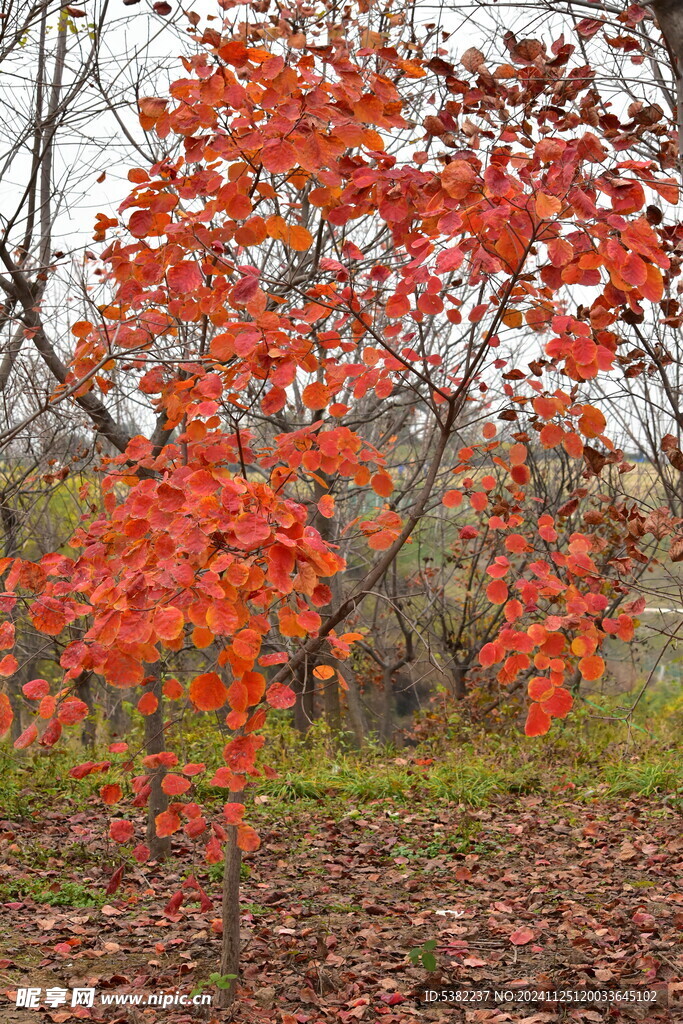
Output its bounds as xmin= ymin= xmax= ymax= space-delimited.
xmin=0 ymin=877 xmax=106 ymax=908
xmin=602 ymin=759 xmax=683 ymax=797
xmin=1 ymin=704 xmax=681 ymax=831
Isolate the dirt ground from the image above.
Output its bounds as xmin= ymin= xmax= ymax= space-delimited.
xmin=1 ymin=792 xmax=682 ymax=1022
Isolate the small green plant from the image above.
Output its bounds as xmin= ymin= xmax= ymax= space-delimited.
xmin=190 ymin=972 xmax=237 ymax=999
xmin=409 ymin=939 xmax=438 ymax=972
xmin=210 ymin=972 xmax=237 ymax=990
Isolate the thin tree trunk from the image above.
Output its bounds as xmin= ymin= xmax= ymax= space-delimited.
xmin=322 ymin=666 xmax=342 ymax=735
xmin=104 ymin=686 xmax=129 ymax=739
xmin=144 ymin=669 xmax=170 ymax=861
xmin=293 ymin=662 xmax=315 ymax=734
xmin=379 ymin=666 xmax=394 ymax=743
xmin=75 ymin=671 xmax=96 ymax=748
xmin=216 ymin=789 xmax=243 ymax=1009
xmin=452 ymin=663 xmax=467 ymax=701
xmin=342 ymin=669 xmax=368 ymax=747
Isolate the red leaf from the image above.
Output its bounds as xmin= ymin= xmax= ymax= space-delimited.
xmin=39 ymin=718 xmax=61 ymax=747
xmin=233 ymin=513 xmax=271 ymax=548
xmin=528 ymin=677 xmax=554 ymax=702
xmin=223 ymin=802 xmax=245 ymax=824
xmin=106 ymin=865 xmax=125 ymax=895
xmin=154 ymin=605 xmax=184 ymax=640
xmin=0 ymin=654 xmax=19 ymax=676
xmin=137 ymin=691 xmax=159 ymax=716
xmin=442 ymin=489 xmax=463 ymax=508
xmin=541 ymin=687 xmax=573 ymax=718
xmin=479 ymin=642 xmax=502 ymax=667
xmin=13 ymin=722 xmax=38 ymax=749
xmin=267 ymin=682 xmax=296 ymax=709
xmin=22 ymin=678 xmax=50 ymax=700
xmin=57 ymin=698 xmax=89 ymax=725
xmin=486 ymin=580 xmax=508 ymax=605
xmin=0 ymin=692 xmax=14 ymax=737
xmin=510 ymin=926 xmax=536 ymax=945
xmin=162 ymin=774 xmax=191 ymax=795
xmin=129 ymin=209 xmax=153 ymax=237
xmin=261 ymin=139 xmax=298 ymax=173
xmin=167 ymin=261 xmax=203 ymax=293
xmin=110 ymin=819 xmax=135 ymax=844
xmin=133 ymin=843 xmax=150 ymax=863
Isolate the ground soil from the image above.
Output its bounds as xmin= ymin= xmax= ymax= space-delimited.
xmin=1 ymin=791 xmax=681 ymax=1022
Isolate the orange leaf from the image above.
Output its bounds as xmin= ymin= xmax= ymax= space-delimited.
xmin=371 ymin=471 xmax=394 ymax=497
xmin=313 ymin=665 xmax=335 ymax=680
xmin=508 ymin=443 xmax=528 ymax=465
xmin=317 ymin=494 xmax=335 ymax=519
xmin=539 ymin=424 xmax=563 ymax=448
xmin=154 ymin=605 xmax=184 ymax=640
xmin=524 ymin=702 xmax=551 ymax=737
xmin=578 ymin=654 xmax=604 ymax=681
xmin=163 ymin=678 xmax=184 ymax=700
xmin=563 ymin=431 xmax=584 ymax=458
xmin=302 ymin=381 xmax=330 ymax=410
xmin=236 ymin=824 xmax=260 ymax=852
xmin=101 ymin=784 xmax=123 ymax=805
xmin=155 ymin=810 xmax=182 ymax=837
xmin=577 ymin=404 xmax=606 ymax=438
xmin=189 ymin=672 xmax=229 ymax=711
xmin=288 ymin=225 xmax=313 ymax=251
xmin=137 ymin=692 xmax=159 ymax=716
xmin=535 ymin=193 xmax=561 ymax=218
xmin=442 ymin=489 xmax=463 ymax=508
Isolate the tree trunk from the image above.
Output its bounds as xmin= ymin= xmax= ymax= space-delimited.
xmin=144 ymin=670 xmax=170 ymax=861
xmin=104 ymin=686 xmax=130 ymax=740
xmin=75 ymin=671 xmax=96 ymax=748
xmin=342 ymin=669 xmax=368 ymax=747
xmin=215 ymin=791 xmax=243 ymax=1009
xmin=379 ymin=666 xmax=394 ymax=743
xmin=293 ymin=662 xmax=315 ymax=734
xmin=452 ymin=663 xmax=467 ymax=700
xmin=322 ymin=665 xmax=342 ymax=735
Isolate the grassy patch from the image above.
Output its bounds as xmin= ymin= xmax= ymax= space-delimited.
xmin=602 ymin=759 xmax=683 ymax=797
xmin=0 ymin=877 xmax=106 ymax=908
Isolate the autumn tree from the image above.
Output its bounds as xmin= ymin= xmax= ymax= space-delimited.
xmin=2 ymin=0 xmax=683 ymax=1007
